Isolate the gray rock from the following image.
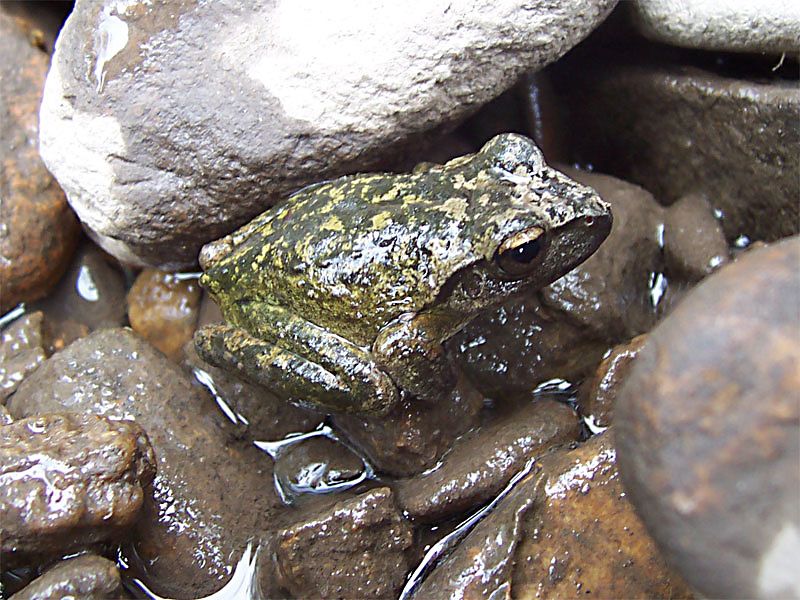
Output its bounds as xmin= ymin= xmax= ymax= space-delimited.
xmin=632 ymin=0 xmax=800 ymax=54
xmin=552 ymin=59 xmax=800 ymax=244
xmin=0 ymin=312 xmax=46 ymax=402
xmin=39 ymin=0 xmax=617 ymax=267
xmin=7 ymin=328 xmax=280 ymax=598
xmin=616 ymin=237 xmax=800 ymax=599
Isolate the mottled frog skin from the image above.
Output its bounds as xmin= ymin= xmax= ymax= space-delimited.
xmin=195 ymin=134 xmax=611 ymax=414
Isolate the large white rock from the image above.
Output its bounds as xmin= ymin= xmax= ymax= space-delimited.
xmin=40 ymin=0 xmax=617 ymax=267
xmin=632 ymin=0 xmax=800 ymax=54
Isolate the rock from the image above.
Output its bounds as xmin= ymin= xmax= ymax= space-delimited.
xmin=552 ymin=56 xmax=800 ymax=243
xmin=395 ymin=399 xmax=580 ymax=523
xmin=32 ymin=242 xmax=127 ymax=353
xmin=0 ymin=13 xmax=80 ymax=311
xmin=9 ymin=554 xmax=122 ymax=600
xmin=127 ymin=269 xmax=201 ymax=360
xmin=631 ymin=0 xmax=800 ymax=54
xmin=273 ymin=437 xmax=366 ymax=504
xmin=39 ymin=0 xmax=617 ymax=267
xmin=577 ymin=334 xmax=648 ymax=429
xmin=7 ymin=328 xmax=280 ymax=598
xmin=0 ymin=312 xmax=46 ymax=402
xmin=616 ymin=237 xmax=800 ymax=599
xmin=333 ymin=378 xmax=483 ymax=477
xmin=664 ymin=193 xmax=730 ymax=283
xmin=276 ymin=487 xmax=413 ymax=599
xmin=0 ymin=1 xmax=72 ymax=55
xmin=412 ymin=431 xmax=692 ymax=599
xmin=0 ymin=413 xmax=155 ymax=568
xmin=0 ymin=405 xmax=11 ymax=425
xmin=455 ymin=169 xmax=667 ymax=399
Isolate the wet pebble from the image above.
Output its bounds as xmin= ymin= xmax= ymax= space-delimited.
xmin=617 ymin=237 xmax=800 ymax=599
xmin=276 ymin=487 xmax=413 ymax=599
xmin=412 ymin=431 xmax=692 ymax=599
xmin=6 ymin=328 xmax=280 ymax=598
xmin=577 ymin=334 xmax=648 ymax=429
xmin=32 ymin=242 xmax=127 ymax=352
xmin=333 ymin=378 xmax=484 ymax=476
xmin=0 ymin=413 xmax=155 ymax=569
xmin=127 ymin=269 xmax=201 ymax=360
xmin=9 ymin=554 xmax=121 ymax=600
xmin=395 ymin=399 xmax=580 ymax=523
xmin=0 ymin=311 xmax=45 ymax=402
xmin=0 ymin=13 xmax=80 ymax=313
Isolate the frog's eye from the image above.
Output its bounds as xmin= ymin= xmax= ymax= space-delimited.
xmin=495 ymin=227 xmax=547 ymax=276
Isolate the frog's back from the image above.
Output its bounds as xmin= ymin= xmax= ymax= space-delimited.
xmin=211 ymin=168 xmax=488 ymax=346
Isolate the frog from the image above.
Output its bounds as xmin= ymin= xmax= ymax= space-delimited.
xmin=194 ymin=133 xmax=612 ymax=415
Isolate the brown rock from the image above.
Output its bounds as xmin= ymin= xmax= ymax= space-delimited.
xmin=333 ymin=378 xmax=483 ymax=476
xmin=9 ymin=554 xmax=122 ymax=600
xmin=0 ymin=413 xmax=155 ymax=568
xmin=7 ymin=328 xmax=280 ymax=598
xmin=553 ymin=56 xmax=799 ymax=243
xmin=616 ymin=237 xmax=800 ymax=599
xmin=0 ymin=13 xmax=79 ymax=312
xmin=276 ymin=487 xmax=413 ymax=599
xmin=577 ymin=334 xmax=648 ymax=429
xmin=0 ymin=311 xmax=46 ymax=402
xmin=413 ymin=431 xmax=692 ymax=599
xmin=395 ymin=399 xmax=580 ymax=523
xmin=128 ymin=269 xmax=201 ymax=360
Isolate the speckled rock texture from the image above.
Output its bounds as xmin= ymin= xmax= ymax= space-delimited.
xmin=552 ymin=58 xmax=800 ymax=244
xmin=632 ymin=0 xmax=800 ymax=54
xmin=39 ymin=0 xmax=617 ymax=267
xmin=616 ymin=237 xmax=800 ymax=599
xmin=0 ymin=413 xmax=155 ymax=568
xmin=0 ymin=13 xmax=79 ymax=311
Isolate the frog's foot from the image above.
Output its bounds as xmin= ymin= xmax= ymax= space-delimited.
xmin=195 ymin=323 xmax=398 ymax=416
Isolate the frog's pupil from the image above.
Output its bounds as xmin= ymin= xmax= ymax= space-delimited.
xmin=509 ymin=239 xmax=542 ymax=263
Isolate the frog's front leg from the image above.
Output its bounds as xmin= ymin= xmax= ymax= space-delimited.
xmin=372 ymin=313 xmax=458 ymax=402
xmin=195 ymin=303 xmax=399 ymax=415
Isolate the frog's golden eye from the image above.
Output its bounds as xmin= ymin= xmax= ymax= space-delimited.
xmin=495 ymin=227 xmax=547 ymax=275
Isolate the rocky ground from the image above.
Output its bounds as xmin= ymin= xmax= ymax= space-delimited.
xmin=1 ymin=1 xmax=798 ymax=599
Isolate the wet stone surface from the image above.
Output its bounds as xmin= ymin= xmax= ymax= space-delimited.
xmin=128 ymin=269 xmax=202 ymax=361
xmin=394 ymin=399 xmax=580 ymax=523
xmin=0 ymin=413 xmax=155 ymax=569
xmin=412 ymin=431 xmax=692 ymax=599
xmin=9 ymin=554 xmax=122 ymax=600
xmin=0 ymin=13 xmax=80 ymax=312
xmin=276 ymin=487 xmax=413 ymax=599
xmin=0 ymin=312 xmax=46 ymax=403
xmin=6 ymin=328 xmax=280 ymax=598
xmin=617 ymin=237 xmax=800 ymax=599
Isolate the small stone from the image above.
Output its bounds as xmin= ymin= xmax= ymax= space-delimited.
xmin=32 ymin=242 xmax=127 ymax=353
xmin=128 ymin=269 xmax=201 ymax=360
xmin=412 ymin=431 xmax=692 ymax=599
xmin=552 ymin=57 xmax=799 ymax=243
xmin=0 ymin=413 xmax=155 ymax=568
xmin=632 ymin=0 xmax=800 ymax=54
xmin=0 ymin=13 xmax=80 ymax=311
xmin=0 ymin=311 xmax=46 ymax=402
xmin=276 ymin=487 xmax=413 ymax=599
xmin=333 ymin=378 xmax=483 ymax=476
xmin=664 ymin=193 xmax=730 ymax=283
xmin=0 ymin=404 xmax=12 ymax=425
xmin=9 ymin=554 xmax=122 ymax=600
xmin=616 ymin=237 xmax=800 ymax=599
xmin=577 ymin=334 xmax=649 ymax=429
xmin=395 ymin=399 xmax=580 ymax=523
xmin=7 ymin=328 xmax=281 ymax=598
xmin=39 ymin=0 xmax=617 ymax=267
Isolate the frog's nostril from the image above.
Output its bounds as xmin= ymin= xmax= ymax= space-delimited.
xmin=584 ymin=216 xmax=595 ymax=227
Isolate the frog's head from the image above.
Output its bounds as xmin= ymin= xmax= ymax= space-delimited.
xmin=431 ymin=133 xmax=612 ymax=323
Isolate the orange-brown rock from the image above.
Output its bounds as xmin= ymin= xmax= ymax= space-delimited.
xmin=0 ymin=13 xmax=79 ymax=313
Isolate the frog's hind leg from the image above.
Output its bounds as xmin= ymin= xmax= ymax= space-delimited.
xmin=195 ymin=309 xmax=398 ymax=415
